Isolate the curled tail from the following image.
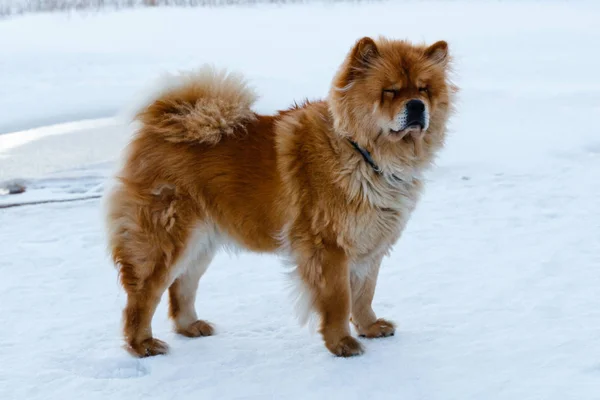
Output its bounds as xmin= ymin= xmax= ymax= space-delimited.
xmin=135 ymin=65 xmax=257 ymax=145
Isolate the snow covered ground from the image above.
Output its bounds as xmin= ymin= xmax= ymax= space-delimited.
xmin=1 ymin=1 xmax=600 ymax=399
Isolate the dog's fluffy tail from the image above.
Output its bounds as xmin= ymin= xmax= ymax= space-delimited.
xmin=135 ymin=65 xmax=257 ymax=145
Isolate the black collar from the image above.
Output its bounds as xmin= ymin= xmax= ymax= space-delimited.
xmin=348 ymin=139 xmax=406 ymax=183
xmin=348 ymin=139 xmax=382 ymax=174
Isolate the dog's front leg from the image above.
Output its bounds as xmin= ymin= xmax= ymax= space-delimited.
xmin=350 ymin=255 xmax=396 ymax=338
xmin=299 ymin=246 xmax=363 ymax=357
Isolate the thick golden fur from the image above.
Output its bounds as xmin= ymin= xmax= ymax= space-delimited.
xmin=105 ymin=37 xmax=455 ymax=357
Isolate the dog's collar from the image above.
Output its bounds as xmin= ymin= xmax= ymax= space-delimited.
xmin=348 ymin=139 xmax=382 ymax=174
xmin=348 ymin=139 xmax=405 ymax=183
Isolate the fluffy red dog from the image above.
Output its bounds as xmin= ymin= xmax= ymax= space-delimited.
xmin=105 ymin=36 xmax=455 ymax=357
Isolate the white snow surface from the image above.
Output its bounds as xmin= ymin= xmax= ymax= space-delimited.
xmin=1 ymin=1 xmax=600 ymax=399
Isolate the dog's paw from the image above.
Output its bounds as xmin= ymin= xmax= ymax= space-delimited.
xmin=126 ymin=337 xmax=169 ymax=358
xmin=327 ymin=336 xmax=364 ymax=357
xmin=357 ymin=318 xmax=396 ymax=338
xmin=176 ymin=320 xmax=215 ymax=338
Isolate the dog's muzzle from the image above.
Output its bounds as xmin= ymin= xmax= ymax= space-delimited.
xmin=394 ymin=99 xmax=429 ymax=132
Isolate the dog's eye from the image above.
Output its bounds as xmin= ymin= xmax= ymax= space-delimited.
xmin=383 ymin=89 xmax=399 ymax=99
xmin=418 ymin=87 xmax=429 ymax=94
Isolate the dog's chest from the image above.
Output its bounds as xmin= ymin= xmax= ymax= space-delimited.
xmin=340 ymin=177 xmax=422 ymax=258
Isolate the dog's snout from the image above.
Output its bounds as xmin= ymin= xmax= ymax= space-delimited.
xmin=403 ymin=99 xmax=427 ymax=130
xmin=406 ymin=99 xmax=425 ymax=114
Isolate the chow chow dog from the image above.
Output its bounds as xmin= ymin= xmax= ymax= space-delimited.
xmin=105 ymin=36 xmax=455 ymax=357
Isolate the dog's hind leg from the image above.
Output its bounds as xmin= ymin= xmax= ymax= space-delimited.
xmin=169 ymin=245 xmax=215 ymax=338
xmin=108 ymin=183 xmax=200 ymax=357
xmin=121 ymin=271 xmax=172 ymax=357
xmin=119 ymin=230 xmax=187 ymax=357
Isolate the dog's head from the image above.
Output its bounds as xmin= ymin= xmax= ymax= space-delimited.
xmin=329 ymin=37 xmax=455 ymax=168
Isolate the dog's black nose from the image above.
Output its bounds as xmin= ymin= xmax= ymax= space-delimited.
xmin=405 ymin=99 xmax=426 ymax=128
xmin=406 ymin=99 xmax=425 ymax=113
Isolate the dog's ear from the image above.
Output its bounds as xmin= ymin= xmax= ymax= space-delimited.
xmin=339 ymin=37 xmax=379 ymax=86
xmin=425 ymin=41 xmax=449 ymax=67
xmin=333 ymin=37 xmax=379 ymax=92
xmin=350 ymin=37 xmax=379 ymax=69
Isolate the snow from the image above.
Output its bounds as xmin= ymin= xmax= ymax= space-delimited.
xmin=0 ymin=118 xmax=124 ymax=185
xmin=1 ymin=1 xmax=600 ymax=399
